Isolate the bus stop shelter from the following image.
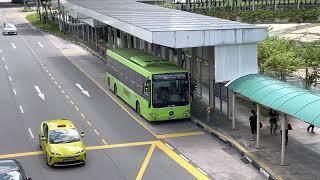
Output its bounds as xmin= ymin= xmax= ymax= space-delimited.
xmin=226 ymin=73 xmax=320 ymax=165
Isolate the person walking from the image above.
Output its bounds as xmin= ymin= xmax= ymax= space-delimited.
xmin=269 ymin=110 xmax=278 ymax=135
xmin=307 ymin=124 xmax=315 ymax=133
xmin=249 ymin=110 xmax=257 ymax=141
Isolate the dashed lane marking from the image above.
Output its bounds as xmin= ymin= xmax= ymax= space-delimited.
xmin=157 ymin=131 xmax=205 ymax=139
xmin=11 ymin=43 xmax=16 ymax=49
xmin=75 ymin=106 xmax=79 ymax=111
xmin=86 ymin=121 xmax=92 ymax=126
xmin=2 ymin=57 xmax=4 ymax=61
xmin=19 ymin=105 xmax=24 ymax=114
xmin=70 ymin=101 xmax=74 ymax=105
xmin=61 ymin=90 xmax=65 ymax=94
xmin=58 ymin=85 xmax=61 ymax=89
xmin=5 ymin=65 xmax=8 ymax=70
xmin=136 ymin=144 xmax=156 ymax=180
xmin=94 ymin=129 xmax=100 ymax=136
xmin=48 ymin=73 xmax=51 ymax=76
xmin=13 ymin=89 xmax=16 ymax=95
xmin=8 ymin=76 xmax=12 ymax=81
xmin=102 ymin=139 xmax=108 ymax=145
xmin=54 ymin=81 xmax=57 ymax=85
xmin=65 ymin=95 xmax=70 ymax=99
xmin=28 ymin=128 xmax=34 ymax=139
xmin=81 ymin=113 xmax=85 ymax=118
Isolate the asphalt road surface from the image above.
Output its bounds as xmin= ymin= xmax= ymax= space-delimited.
xmin=0 ymin=4 xmax=266 ymax=180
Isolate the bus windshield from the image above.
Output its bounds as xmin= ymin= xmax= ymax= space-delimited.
xmin=152 ymin=73 xmax=189 ymax=108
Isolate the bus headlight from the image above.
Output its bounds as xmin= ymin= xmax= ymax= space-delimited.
xmin=183 ymin=110 xmax=191 ymax=115
xmin=150 ymin=113 xmax=159 ymax=118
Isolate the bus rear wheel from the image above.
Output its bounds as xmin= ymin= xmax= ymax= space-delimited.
xmin=136 ymin=101 xmax=140 ymax=115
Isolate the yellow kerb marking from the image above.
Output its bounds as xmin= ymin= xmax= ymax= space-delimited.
xmin=0 ymin=151 xmax=42 ymax=159
xmin=156 ymin=141 xmax=210 ymax=180
xmin=157 ymin=131 xmax=205 ymax=139
xmin=136 ymin=144 xmax=156 ymax=180
xmin=86 ymin=141 xmax=156 ymax=150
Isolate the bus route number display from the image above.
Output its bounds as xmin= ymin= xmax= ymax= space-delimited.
xmin=153 ymin=73 xmax=187 ymax=81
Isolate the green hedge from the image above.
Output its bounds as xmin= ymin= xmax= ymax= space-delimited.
xmin=193 ymin=9 xmax=320 ymax=23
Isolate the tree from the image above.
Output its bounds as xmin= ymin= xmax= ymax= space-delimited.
xmin=258 ymin=37 xmax=303 ymax=80
xmin=300 ymin=42 xmax=320 ymax=89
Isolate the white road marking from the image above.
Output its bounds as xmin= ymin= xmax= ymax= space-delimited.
xmin=34 ymin=86 xmax=45 ymax=100
xmin=51 ymin=77 xmax=54 ymax=80
xmin=75 ymin=106 xmax=79 ymax=111
xmin=8 ymin=76 xmax=12 ymax=81
xmin=81 ymin=113 xmax=85 ymax=118
xmin=75 ymin=84 xmax=90 ymax=98
xmin=58 ymin=85 xmax=61 ymax=89
xmin=196 ymin=167 xmax=208 ymax=176
xmin=28 ymin=128 xmax=34 ymax=139
xmin=13 ymin=89 xmax=16 ymax=95
xmin=38 ymin=42 xmax=44 ymax=48
xmin=46 ymin=69 xmax=48 ymax=73
xmin=61 ymin=90 xmax=65 ymax=94
xmin=165 ymin=143 xmax=174 ymax=150
xmin=2 ymin=57 xmax=4 ymax=61
xmin=70 ymin=101 xmax=74 ymax=105
xmin=54 ymin=81 xmax=57 ymax=85
xmin=11 ymin=43 xmax=16 ymax=49
xmin=102 ymin=139 xmax=107 ymax=145
xmin=48 ymin=73 xmax=52 ymax=77
xmin=19 ymin=105 xmax=24 ymax=114
xmin=86 ymin=121 xmax=92 ymax=126
xmin=94 ymin=129 xmax=100 ymax=135
xmin=179 ymin=154 xmax=190 ymax=162
xmin=65 ymin=95 xmax=70 ymax=99
xmin=5 ymin=65 xmax=8 ymax=70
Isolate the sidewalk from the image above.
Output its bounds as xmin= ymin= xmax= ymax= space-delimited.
xmin=192 ymin=91 xmax=320 ymax=180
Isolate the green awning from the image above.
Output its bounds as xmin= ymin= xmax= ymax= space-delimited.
xmin=226 ymin=74 xmax=320 ymax=127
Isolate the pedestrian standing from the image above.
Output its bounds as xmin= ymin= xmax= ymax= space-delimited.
xmin=307 ymin=124 xmax=315 ymax=133
xmin=249 ymin=110 xmax=257 ymax=141
xmin=280 ymin=123 xmax=292 ymax=146
xmin=269 ymin=110 xmax=278 ymax=135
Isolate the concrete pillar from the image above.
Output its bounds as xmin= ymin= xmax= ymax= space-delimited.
xmin=281 ymin=114 xmax=288 ymax=165
xmin=108 ymin=26 xmax=113 ymax=48
xmin=82 ymin=23 xmax=85 ymax=41
xmin=154 ymin=44 xmax=159 ymax=56
xmin=87 ymin=25 xmax=90 ymax=44
xmin=232 ymin=92 xmax=236 ymax=129
xmin=191 ymin=47 xmax=197 ymax=93
xmin=95 ymin=27 xmax=98 ymax=51
xmin=113 ymin=27 xmax=117 ymax=48
xmin=220 ymin=83 xmax=223 ymax=113
xmin=148 ymin=43 xmax=152 ymax=54
xmin=144 ymin=41 xmax=149 ymax=52
xmin=76 ymin=19 xmax=79 ymax=37
xmin=165 ymin=47 xmax=169 ymax=60
xmin=91 ymin=26 xmax=94 ymax=46
xmin=127 ymin=34 xmax=132 ymax=48
xmin=256 ymin=104 xmax=261 ymax=148
xmin=208 ymin=46 xmax=215 ymax=109
xmin=227 ymin=88 xmax=231 ymax=119
xmin=177 ymin=49 xmax=183 ymax=67
xmin=120 ymin=31 xmax=125 ymax=48
xmin=140 ymin=39 xmax=144 ymax=50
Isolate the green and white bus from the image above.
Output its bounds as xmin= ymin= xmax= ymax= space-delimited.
xmin=105 ymin=48 xmax=191 ymax=121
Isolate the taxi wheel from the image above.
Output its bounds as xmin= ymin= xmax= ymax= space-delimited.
xmin=46 ymin=155 xmax=52 ymax=167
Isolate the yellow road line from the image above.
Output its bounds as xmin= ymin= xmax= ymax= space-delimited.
xmin=156 ymin=141 xmax=210 ymax=180
xmin=63 ymin=57 xmax=157 ymax=138
xmin=86 ymin=141 xmax=157 ymax=150
xmin=136 ymin=144 xmax=156 ymax=180
xmin=157 ymin=131 xmax=205 ymax=139
xmin=0 ymin=151 xmax=42 ymax=159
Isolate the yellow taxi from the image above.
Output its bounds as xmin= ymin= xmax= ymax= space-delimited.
xmin=39 ymin=119 xmax=86 ymax=166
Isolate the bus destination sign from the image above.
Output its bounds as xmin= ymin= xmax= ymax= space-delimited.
xmin=153 ymin=73 xmax=187 ymax=81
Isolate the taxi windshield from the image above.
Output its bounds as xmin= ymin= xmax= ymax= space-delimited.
xmin=49 ymin=129 xmax=80 ymax=144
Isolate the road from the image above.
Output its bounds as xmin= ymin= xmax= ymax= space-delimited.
xmin=0 ymin=4 xmax=265 ymax=180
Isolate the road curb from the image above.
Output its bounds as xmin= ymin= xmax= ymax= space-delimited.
xmin=191 ymin=117 xmax=283 ymax=180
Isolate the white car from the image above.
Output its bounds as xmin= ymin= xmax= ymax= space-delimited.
xmin=3 ymin=22 xmax=18 ymax=35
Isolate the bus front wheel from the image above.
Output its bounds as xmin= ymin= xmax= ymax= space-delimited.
xmin=136 ymin=101 xmax=140 ymax=115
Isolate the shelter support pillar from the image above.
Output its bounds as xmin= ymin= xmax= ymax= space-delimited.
xmin=95 ymin=27 xmax=98 ymax=51
xmin=177 ymin=49 xmax=183 ymax=67
xmin=91 ymin=26 xmax=94 ymax=46
xmin=208 ymin=46 xmax=215 ymax=110
xmin=108 ymin=26 xmax=113 ymax=48
xmin=127 ymin=34 xmax=131 ymax=48
xmin=191 ymin=47 xmax=198 ymax=95
xmin=232 ymin=92 xmax=236 ymax=129
xmin=144 ymin=41 xmax=149 ymax=52
xmin=256 ymin=104 xmax=261 ymax=148
xmin=82 ymin=23 xmax=85 ymax=41
xmin=148 ymin=43 xmax=152 ymax=54
xmin=113 ymin=27 xmax=117 ymax=48
xmin=120 ymin=31 xmax=125 ymax=48
xmin=281 ymin=114 xmax=288 ymax=165
xmin=140 ymin=39 xmax=144 ymax=50
xmin=165 ymin=47 xmax=169 ymax=60
xmin=87 ymin=25 xmax=90 ymax=45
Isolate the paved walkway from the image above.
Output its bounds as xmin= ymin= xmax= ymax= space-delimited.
xmin=192 ymin=89 xmax=320 ymax=180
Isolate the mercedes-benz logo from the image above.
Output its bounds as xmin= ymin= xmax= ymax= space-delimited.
xmin=169 ymin=111 xmax=174 ymax=116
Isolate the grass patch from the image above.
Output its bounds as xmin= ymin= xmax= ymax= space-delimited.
xmin=26 ymin=13 xmax=67 ymax=38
